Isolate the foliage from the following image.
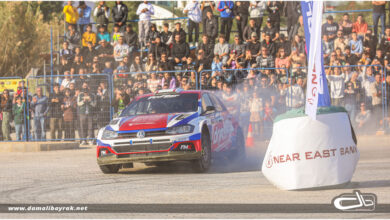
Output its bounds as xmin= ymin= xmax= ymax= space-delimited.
xmin=0 ymin=2 xmax=62 ymax=77
xmin=29 ymin=1 xmax=64 ymax=22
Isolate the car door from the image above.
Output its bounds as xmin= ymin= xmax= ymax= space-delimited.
xmin=208 ymin=93 xmax=233 ymax=152
xmin=201 ymin=93 xmax=221 ymax=152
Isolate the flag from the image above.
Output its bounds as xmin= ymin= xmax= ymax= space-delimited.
xmin=301 ymin=0 xmax=331 ymax=120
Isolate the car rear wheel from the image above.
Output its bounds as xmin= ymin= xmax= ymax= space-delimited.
xmin=99 ymin=164 xmax=120 ymax=174
xmin=192 ymin=132 xmax=211 ymax=172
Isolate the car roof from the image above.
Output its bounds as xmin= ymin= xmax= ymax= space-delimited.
xmin=135 ymin=89 xmax=204 ymax=101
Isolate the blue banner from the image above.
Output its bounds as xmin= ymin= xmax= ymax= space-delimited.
xmin=301 ymin=1 xmax=331 ymax=107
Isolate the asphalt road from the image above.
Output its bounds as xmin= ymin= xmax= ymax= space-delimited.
xmin=0 ymin=136 xmax=389 ymax=218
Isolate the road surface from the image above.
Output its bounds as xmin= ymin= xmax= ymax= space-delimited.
xmin=0 ymin=136 xmax=389 ymax=218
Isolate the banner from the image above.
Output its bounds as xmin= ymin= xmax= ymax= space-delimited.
xmin=261 ymin=111 xmax=359 ymax=190
xmin=301 ymin=0 xmax=331 ymax=119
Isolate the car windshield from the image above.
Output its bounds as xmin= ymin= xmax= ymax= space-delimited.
xmin=120 ymin=93 xmax=199 ymax=116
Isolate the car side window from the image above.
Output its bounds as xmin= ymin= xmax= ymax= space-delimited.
xmin=201 ymin=93 xmax=214 ymax=114
xmin=209 ymin=94 xmax=224 ymax=112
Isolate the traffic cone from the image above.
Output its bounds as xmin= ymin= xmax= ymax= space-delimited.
xmin=246 ymin=123 xmax=254 ymax=148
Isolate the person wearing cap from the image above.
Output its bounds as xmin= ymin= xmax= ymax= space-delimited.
xmin=112 ymin=1 xmax=128 ymax=30
xmin=81 ymin=24 xmax=96 ymax=48
xmin=77 ymin=84 xmax=96 ymax=145
xmin=94 ymin=1 xmax=110 ymax=28
xmin=48 ymin=83 xmax=64 ymax=141
xmin=246 ymin=32 xmax=261 ymax=57
xmin=136 ymin=1 xmax=155 ymax=47
xmin=184 ymin=0 xmax=202 ymax=47
xmin=262 ymin=18 xmax=279 ymax=42
xmin=203 ymin=11 xmax=218 ymax=42
xmin=217 ymin=0 xmax=234 ymax=42
xmin=233 ymin=1 xmax=250 ymax=42
xmin=77 ymin=1 xmax=91 ymax=35
xmin=322 ymin=15 xmax=339 ymax=42
xmin=63 ymin=1 xmax=79 ymax=30
xmin=249 ymin=0 xmax=266 ymax=37
xmin=266 ymin=1 xmax=282 ymax=33
xmin=243 ymin=18 xmax=260 ymax=43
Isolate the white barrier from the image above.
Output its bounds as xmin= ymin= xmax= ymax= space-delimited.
xmin=261 ymin=107 xmax=359 ymax=190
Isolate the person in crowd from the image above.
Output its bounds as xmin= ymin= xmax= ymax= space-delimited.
xmin=113 ymin=36 xmax=129 ymax=63
xmin=243 ymin=18 xmax=260 ymax=44
xmin=201 ymin=1 xmax=215 ymax=30
xmin=322 ymin=15 xmax=339 ymax=42
xmin=83 ymin=42 xmax=97 ymax=66
xmin=249 ymin=92 xmax=263 ymax=136
xmin=94 ymin=1 xmax=110 ymax=28
xmin=123 ymin=24 xmax=138 ymax=59
xmin=338 ymin=13 xmax=353 ymax=37
xmin=61 ymin=71 xmax=75 ymax=92
xmin=81 ymin=24 xmax=96 ymax=47
xmin=214 ymin=34 xmax=230 ymax=65
xmin=158 ymin=53 xmax=174 ymax=71
xmin=233 ymin=1 xmax=250 ymax=42
xmin=12 ymin=97 xmax=25 ymax=141
xmin=161 ymin=72 xmax=176 ymax=89
xmin=60 ymin=41 xmax=73 ymax=62
xmin=160 ymin=23 xmax=173 ymax=48
xmin=262 ymin=18 xmax=279 ymax=42
xmin=249 ymin=0 xmax=266 ymax=37
xmin=77 ymin=1 xmax=91 ymax=35
xmin=172 ymin=22 xmax=187 ymax=44
xmin=334 ymin=31 xmax=348 ymax=52
xmin=276 ymin=34 xmax=291 ymax=56
xmin=266 ymin=1 xmax=282 ymax=33
xmin=363 ymin=29 xmax=378 ymax=59
xmin=145 ymin=54 xmax=158 ymax=72
xmin=262 ymin=34 xmax=276 ymax=57
xmin=96 ymin=81 xmax=110 ymax=129
xmin=1 ymin=89 xmax=12 ymax=141
xmin=195 ymin=49 xmax=211 ymax=72
xmin=203 ymin=11 xmax=218 ymax=42
xmin=349 ymin=32 xmax=363 ymax=56
xmin=256 ymin=46 xmax=274 ymax=69
xmin=63 ymin=1 xmax=79 ymax=30
xmin=145 ymin=23 xmax=160 ymax=48
xmin=198 ymin=35 xmax=214 ymax=63
xmin=275 ymin=48 xmax=291 ymax=74
xmin=372 ymin=1 xmax=386 ymax=37
xmin=61 ymin=88 xmax=76 ymax=139
xmin=137 ymin=0 xmax=155 ymax=47
xmin=30 ymin=88 xmax=48 ymax=141
xmin=147 ymin=72 xmax=161 ymax=93
xmin=370 ymin=74 xmax=382 ymax=125
xmin=184 ymin=0 xmax=202 ymax=47
xmin=112 ymin=1 xmax=128 ymax=31
xmin=352 ymin=14 xmax=368 ymax=41
xmin=148 ymin=36 xmax=168 ymax=61
xmin=130 ymin=56 xmax=145 ymax=73
xmin=355 ymin=102 xmax=372 ymax=134
xmin=344 ymin=81 xmax=358 ymax=122
xmin=171 ymin=34 xmax=190 ymax=64
xmin=380 ymin=27 xmax=390 ymax=54
xmin=77 ymin=83 xmax=96 ymax=145
xmin=65 ymin=25 xmax=81 ymax=50
xmin=326 ymin=67 xmax=346 ymax=106
xmin=217 ymin=0 xmax=234 ymax=42
xmin=344 ymin=46 xmax=359 ymax=65
xmin=323 ymin=35 xmax=334 ymax=61
xmin=49 ymin=83 xmax=63 ymax=140
xmin=230 ymin=35 xmax=246 ymax=61
xmin=96 ymin=40 xmax=114 ymax=63
xmin=284 ymin=1 xmax=301 ymax=39
xmin=97 ymin=25 xmax=110 ymax=43
xmin=111 ymin=24 xmax=122 ymax=46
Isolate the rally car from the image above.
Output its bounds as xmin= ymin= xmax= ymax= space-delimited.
xmin=96 ymin=89 xmax=245 ymax=173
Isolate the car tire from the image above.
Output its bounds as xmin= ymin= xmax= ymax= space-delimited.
xmin=229 ymin=127 xmax=246 ymax=161
xmin=99 ymin=164 xmax=120 ymax=174
xmin=192 ymin=132 xmax=211 ymax=172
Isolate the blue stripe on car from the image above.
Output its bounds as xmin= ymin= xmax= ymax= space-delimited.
xmin=105 ymin=126 xmax=114 ymax=131
xmin=189 ymin=133 xmax=201 ymax=141
xmin=97 ymin=140 xmax=111 ymax=147
xmin=172 ymin=112 xmax=199 ymax=127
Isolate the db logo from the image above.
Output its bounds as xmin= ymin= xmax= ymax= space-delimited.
xmin=265 ymin=152 xmax=273 ymax=168
xmin=332 ymin=190 xmax=377 ymax=211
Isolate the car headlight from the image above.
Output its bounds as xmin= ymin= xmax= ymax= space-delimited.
xmin=102 ymin=129 xmax=118 ymax=140
xmin=166 ymin=125 xmax=194 ymax=135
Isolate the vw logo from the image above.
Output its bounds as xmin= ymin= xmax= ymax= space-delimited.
xmin=136 ymin=130 xmax=145 ymax=139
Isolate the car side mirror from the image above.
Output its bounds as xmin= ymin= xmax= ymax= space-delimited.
xmin=206 ymin=106 xmax=215 ymax=112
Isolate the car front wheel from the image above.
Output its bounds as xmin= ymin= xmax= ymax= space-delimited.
xmin=99 ymin=164 xmax=120 ymax=174
xmin=192 ymin=132 xmax=211 ymax=172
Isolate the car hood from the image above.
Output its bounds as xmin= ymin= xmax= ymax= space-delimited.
xmin=117 ymin=112 xmax=198 ymax=131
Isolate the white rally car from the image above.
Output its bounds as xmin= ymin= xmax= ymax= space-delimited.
xmin=96 ymin=89 xmax=245 ymax=173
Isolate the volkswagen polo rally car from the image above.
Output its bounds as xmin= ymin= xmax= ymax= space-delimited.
xmin=96 ymin=89 xmax=245 ymax=173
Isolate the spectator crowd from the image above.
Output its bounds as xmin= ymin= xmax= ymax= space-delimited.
xmin=1 ymin=0 xmax=390 ymax=142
